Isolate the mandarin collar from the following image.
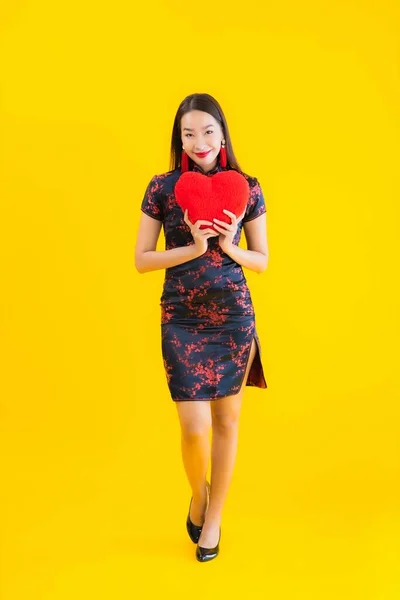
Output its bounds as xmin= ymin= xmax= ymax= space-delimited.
xmin=191 ymin=159 xmax=224 ymax=176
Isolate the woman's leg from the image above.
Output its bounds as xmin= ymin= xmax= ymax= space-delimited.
xmin=198 ymin=337 xmax=258 ymax=547
xmin=175 ymin=400 xmax=212 ymax=526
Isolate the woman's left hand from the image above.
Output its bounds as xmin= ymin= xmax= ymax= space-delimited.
xmin=213 ymin=209 xmax=246 ymax=252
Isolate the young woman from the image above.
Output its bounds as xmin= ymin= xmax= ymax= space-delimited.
xmin=135 ymin=93 xmax=269 ymax=562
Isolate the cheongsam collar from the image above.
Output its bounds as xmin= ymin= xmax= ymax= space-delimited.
xmin=191 ymin=158 xmax=224 ymax=176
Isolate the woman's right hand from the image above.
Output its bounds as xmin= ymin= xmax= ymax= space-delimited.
xmin=183 ymin=209 xmax=219 ymax=256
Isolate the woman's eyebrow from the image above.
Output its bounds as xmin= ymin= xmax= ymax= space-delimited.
xmin=183 ymin=124 xmax=215 ymax=131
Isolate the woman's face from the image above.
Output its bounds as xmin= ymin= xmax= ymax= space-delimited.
xmin=181 ymin=110 xmax=224 ymax=172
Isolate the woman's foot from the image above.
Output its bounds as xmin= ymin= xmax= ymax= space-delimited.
xmin=197 ymin=517 xmax=221 ymax=548
xmin=189 ymin=481 xmax=209 ymax=526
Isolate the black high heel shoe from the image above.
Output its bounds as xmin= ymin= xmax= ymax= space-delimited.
xmin=196 ymin=526 xmax=221 ymax=562
xmin=186 ymin=481 xmax=210 ymax=544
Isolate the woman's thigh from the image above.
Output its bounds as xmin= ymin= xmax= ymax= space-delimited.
xmin=175 ymin=337 xmax=257 ymax=429
xmin=211 ymin=337 xmax=257 ymax=424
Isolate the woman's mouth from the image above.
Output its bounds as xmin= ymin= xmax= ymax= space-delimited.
xmin=195 ymin=150 xmax=211 ymax=158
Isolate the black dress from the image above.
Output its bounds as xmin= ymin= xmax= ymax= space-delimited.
xmin=141 ymin=158 xmax=268 ymax=401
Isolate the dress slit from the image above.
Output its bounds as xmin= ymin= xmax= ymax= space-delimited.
xmin=247 ymin=333 xmax=268 ymax=389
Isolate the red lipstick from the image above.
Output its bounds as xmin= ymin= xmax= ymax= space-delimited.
xmin=195 ymin=150 xmax=211 ymax=158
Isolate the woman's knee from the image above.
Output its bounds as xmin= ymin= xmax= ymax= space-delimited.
xmin=211 ymin=395 xmax=242 ymax=434
xmin=212 ymin=413 xmax=241 ymax=435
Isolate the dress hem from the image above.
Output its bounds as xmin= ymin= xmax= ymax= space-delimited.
xmin=171 ymin=333 xmax=267 ymax=402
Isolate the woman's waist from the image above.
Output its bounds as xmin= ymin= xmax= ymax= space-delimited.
xmin=160 ymin=295 xmax=255 ymax=325
xmin=160 ymin=282 xmax=252 ymax=307
xmin=165 ymin=253 xmax=243 ymax=277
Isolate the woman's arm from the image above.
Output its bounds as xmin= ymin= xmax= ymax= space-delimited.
xmin=222 ymin=213 xmax=269 ymax=274
xmin=135 ymin=212 xmax=201 ymax=273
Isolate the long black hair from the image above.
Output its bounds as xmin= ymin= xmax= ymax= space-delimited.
xmin=169 ymin=93 xmax=242 ymax=173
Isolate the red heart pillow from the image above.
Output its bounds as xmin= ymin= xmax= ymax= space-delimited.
xmin=174 ymin=170 xmax=249 ymax=230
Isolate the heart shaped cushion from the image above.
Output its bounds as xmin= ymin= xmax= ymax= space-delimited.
xmin=174 ymin=170 xmax=250 ymax=230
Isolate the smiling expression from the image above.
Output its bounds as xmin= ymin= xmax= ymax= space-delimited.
xmin=181 ymin=110 xmax=225 ymax=173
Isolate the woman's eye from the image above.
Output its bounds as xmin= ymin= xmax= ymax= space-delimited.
xmin=185 ymin=131 xmax=214 ymax=137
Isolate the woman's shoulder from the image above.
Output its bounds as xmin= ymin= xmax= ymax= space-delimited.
xmin=229 ymin=167 xmax=259 ymax=187
xmin=147 ymin=168 xmax=180 ymax=189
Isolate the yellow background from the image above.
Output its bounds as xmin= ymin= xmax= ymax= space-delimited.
xmin=1 ymin=0 xmax=399 ymax=598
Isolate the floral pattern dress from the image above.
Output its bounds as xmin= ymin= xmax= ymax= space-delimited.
xmin=140 ymin=157 xmax=268 ymax=401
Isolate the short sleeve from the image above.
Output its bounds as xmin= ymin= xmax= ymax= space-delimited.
xmin=141 ymin=175 xmax=164 ymax=221
xmin=243 ymin=177 xmax=267 ymax=223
